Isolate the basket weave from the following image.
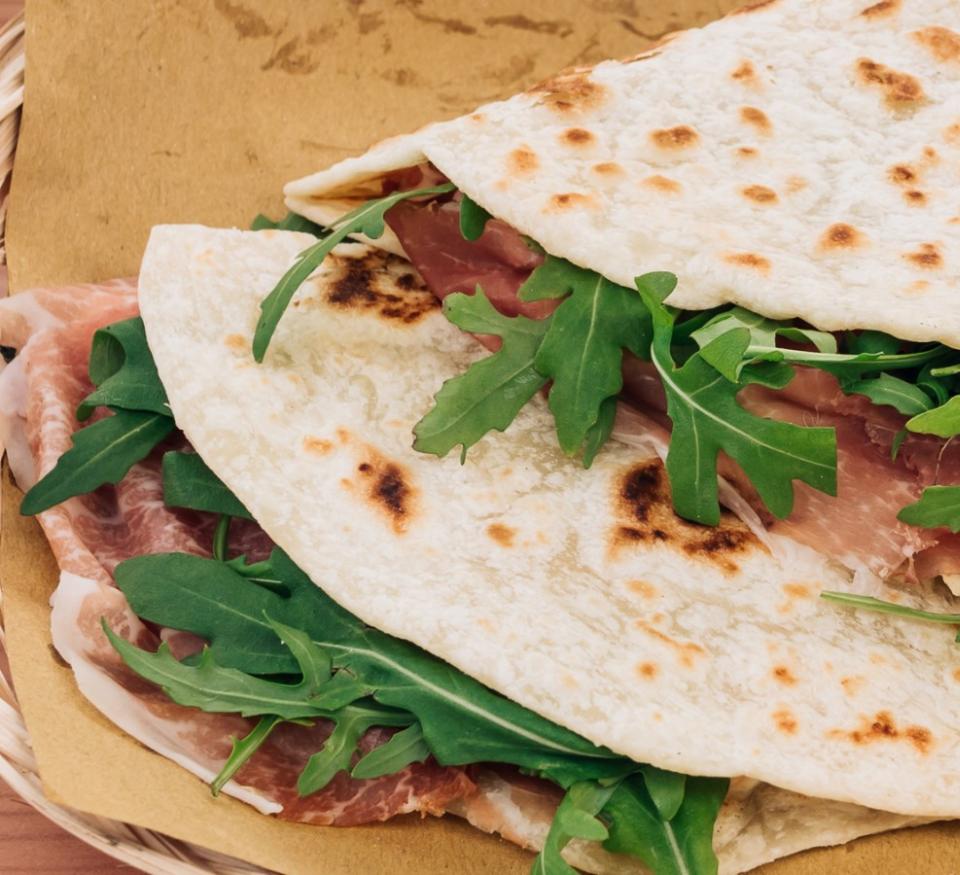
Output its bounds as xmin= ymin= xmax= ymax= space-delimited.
xmin=0 ymin=14 xmax=269 ymax=873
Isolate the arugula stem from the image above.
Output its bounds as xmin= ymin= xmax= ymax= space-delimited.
xmin=211 ymin=715 xmax=282 ymax=796
xmin=212 ymin=514 xmax=232 ymax=562
xmin=252 ymin=183 xmax=455 ymax=361
xmin=235 ymin=558 xmax=274 ymax=577
xmin=747 ymin=344 xmax=943 ymax=370
xmin=821 ymin=591 xmax=960 ymax=624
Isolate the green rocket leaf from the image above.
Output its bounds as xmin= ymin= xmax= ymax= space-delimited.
xmin=637 ymin=275 xmax=836 ymax=525
xmin=253 ymin=183 xmax=455 ymax=361
xmin=413 ymin=290 xmax=548 ymax=459
xmin=519 ymin=256 xmax=652 ymax=455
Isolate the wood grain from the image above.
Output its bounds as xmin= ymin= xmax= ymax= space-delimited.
xmin=0 ymin=789 xmax=138 ymax=874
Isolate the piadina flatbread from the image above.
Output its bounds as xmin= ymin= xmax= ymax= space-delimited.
xmin=134 ymin=225 xmax=958 ymax=866
xmin=285 ymin=0 xmax=960 ymax=346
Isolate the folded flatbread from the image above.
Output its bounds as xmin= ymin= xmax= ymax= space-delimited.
xmin=286 ymin=0 xmax=960 ymax=344
xmin=139 ymin=225 xmax=960 ymax=820
xmin=0 ymin=234 xmax=936 ymax=874
xmin=7 ymin=0 xmax=960 ymax=871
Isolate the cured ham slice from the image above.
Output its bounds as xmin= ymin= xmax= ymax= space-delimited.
xmin=385 ymin=200 xmax=554 ymax=319
xmin=0 ymin=282 xmax=474 ymax=825
xmin=622 ymin=356 xmax=960 ymax=581
xmin=387 ymin=199 xmax=960 ymax=584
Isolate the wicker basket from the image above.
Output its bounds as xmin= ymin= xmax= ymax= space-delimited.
xmin=0 ymin=14 xmax=269 ymax=873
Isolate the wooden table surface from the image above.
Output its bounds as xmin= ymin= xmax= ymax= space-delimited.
xmin=0 ymin=5 xmax=141 ymax=869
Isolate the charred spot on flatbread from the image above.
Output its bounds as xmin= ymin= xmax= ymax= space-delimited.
xmin=723 ymin=252 xmax=772 ymax=273
xmin=739 ymin=106 xmax=772 ymax=135
xmin=546 ymin=192 xmax=597 ymax=212
xmin=829 ymin=711 xmax=934 ymax=754
xmin=323 ymin=249 xmax=438 ymax=324
xmin=889 ymin=163 xmax=919 ymax=185
xmin=772 ymin=665 xmax=797 ymax=685
xmin=635 ymin=661 xmax=659 ymax=680
xmin=507 ymin=146 xmax=539 ymax=174
xmin=859 ymin=0 xmax=900 ymax=18
xmin=772 ymin=708 xmax=798 ymax=734
xmin=855 ymin=58 xmax=926 ymax=108
xmin=650 ymin=125 xmax=699 ymax=150
xmin=592 ymin=162 xmax=625 ymax=177
xmin=730 ymin=0 xmax=779 ymax=15
xmin=560 ymin=127 xmax=595 ymax=147
xmin=486 ymin=523 xmax=516 ymax=547
xmin=819 ymin=223 xmax=866 ymax=251
xmin=741 ymin=184 xmax=778 ymax=204
xmin=529 ymin=72 xmax=607 ymax=114
xmin=634 ymin=619 xmax=706 ymax=669
xmin=353 ymin=453 xmax=417 ymax=534
xmin=730 ymin=59 xmax=759 ymax=85
xmin=610 ymin=460 xmax=759 ymax=573
xmin=903 ymin=242 xmax=943 ymax=270
xmin=643 ymin=175 xmax=682 ymax=194
xmin=913 ymin=27 xmax=960 ymax=66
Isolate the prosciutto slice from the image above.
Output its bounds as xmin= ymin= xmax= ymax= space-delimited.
xmin=0 ymin=281 xmax=474 ymax=826
xmin=385 ymin=199 xmax=554 ymax=319
xmin=387 ymin=197 xmax=960 ymax=584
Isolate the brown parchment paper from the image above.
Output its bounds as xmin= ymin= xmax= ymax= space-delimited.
xmin=4 ymin=1 xmax=960 ymax=872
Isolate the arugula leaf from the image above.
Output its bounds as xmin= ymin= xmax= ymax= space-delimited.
xmin=582 ymin=396 xmax=617 ymax=469
xmin=891 ymin=428 xmax=907 ymax=461
xmin=821 ymin=591 xmax=960 ymax=638
xmin=212 ymin=515 xmax=232 ymax=562
xmin=693 ymin=307 xmax=837 ymax=367
xmin=114 ymin=550 xmax=630 ymax=783
xmin=531 ymin=780 xmax=617 ymax=875
xmin=841 ymin=373 xmax=936 ymax=417
xmin=640 ymin=765 xmax=687 ymax=822
xmin=298 ymin=702 xmax=413 ymax=795
xmin=917 ymin=363 xmax=953 ymax=406
xmin=694 ymin=310 xmax=945 ymax=381
xmin=103 ymin=616 xmax=371 ymax=719
xmin=906 ymin=397 xmax=960 ymax=438
xmin=211 ymin=715 xmax=283 ymax=797
xmin=459 ymin=194 xmax=491 ymax=241
xmin=603 ymin=774 xmax=728 ymax=875
xmin=897 ymin=487 xmax=960 ymax=533
xmin=115 ymin=547 xmax=729 ymax=869
xmin=845 ymin=330 xmax=902 ymax=356
xmin=413 ymin=290 xmax=548 ymax=460
xmin=518 ymin=256 xmax=652 ymax=455
xmin=116 ymin=553 xmax=298 ymax=674
xmin=162 ymin=451 xmax=253 ymax=519
xmin=251 ymin=212 xmax=326 ymax=236
xmin=78 ymin=317 xmax=170 ymax=420
xmin=252 ymin=183 xmax=455 ymax=362
xmin=351 ymin=722 xmax=430 ymax=780
xmin=780 ymin=346 xmax=943 ymax=378
xmin=637 ymin=275 xmax=836 ymax=526
xmin=21 ymin=411 xmax=175 ymax=516
xmin=695 ymin=327 xmax=753 ymax=384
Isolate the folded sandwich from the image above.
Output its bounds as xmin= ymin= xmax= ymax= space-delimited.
xmin=5 ymin=0 xmax=960 ymax=872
